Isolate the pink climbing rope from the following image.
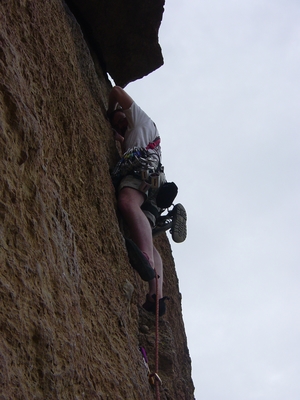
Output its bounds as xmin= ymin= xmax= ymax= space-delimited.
xmin=148 ymin=270 xmax=162 ymax=399
xmin=154 ymin=270 xmax=161 ymax=400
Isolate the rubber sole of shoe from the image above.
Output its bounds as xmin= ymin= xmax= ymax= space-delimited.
xmin=125 ymin=238 xmax=156 ymax=281
xmin=171 ymin=203 xmax=187 ymax=243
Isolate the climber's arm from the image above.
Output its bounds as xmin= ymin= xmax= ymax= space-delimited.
xmin=112 ymin=130 xmax=125 ymax=153
xmin=107 ymin=86 xmax=133 ymax=114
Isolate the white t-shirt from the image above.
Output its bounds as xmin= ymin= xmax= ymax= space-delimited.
xmin=123 ymin=102 xmax=161 ymax=157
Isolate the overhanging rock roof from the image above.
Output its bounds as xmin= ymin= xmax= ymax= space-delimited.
xmin=66 ymin=0 xmax=165 ymax=87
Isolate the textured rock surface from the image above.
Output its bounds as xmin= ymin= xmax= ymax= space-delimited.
xmin=0 ymin=1 xmax=194 ymax=399
xmin=66 ymin=0 xmax=165 ymax=87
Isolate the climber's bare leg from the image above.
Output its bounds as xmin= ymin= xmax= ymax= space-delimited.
xmin=118 ymin=187 xmax=163 ymax=298
xmin=148 ymin=246 xmax=163 ymax=299
xmin=118 ymin=187 xmax=154 ymax=261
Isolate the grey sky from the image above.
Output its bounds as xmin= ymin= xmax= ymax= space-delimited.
xmin=125 ymin=1 xmax=300 ymax=398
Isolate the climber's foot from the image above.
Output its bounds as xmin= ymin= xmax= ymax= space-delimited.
xmin=125 ymin=238 xmax=156 ymax=281
xmin=170 ymin=203 xmax=187 ymax=243
xmin=142 ymin=294 xmax=169 ymax=317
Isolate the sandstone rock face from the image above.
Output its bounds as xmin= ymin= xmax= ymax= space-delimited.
xmin=65 ymin=0 xmax=165 ymax=87
xmin=0 ymin=1 xmax=194 ymax=399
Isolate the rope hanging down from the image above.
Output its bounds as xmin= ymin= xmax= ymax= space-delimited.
xmin=148 ymin=270 xmax=162 ymax=399
xmin=139 ymin=272 xmax=162 ymax=399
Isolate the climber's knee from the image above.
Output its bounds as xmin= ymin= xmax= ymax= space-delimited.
xmin=118 ymin=186 xmax=145 ymax=216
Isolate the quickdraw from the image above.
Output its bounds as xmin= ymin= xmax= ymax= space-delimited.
xmin=140 ymin=347 xmax=162 ymax=388
xmin=149 ymin=372 xmax=162 ymax=386
xmin=139 ymin=346 xmax=151 ymax=375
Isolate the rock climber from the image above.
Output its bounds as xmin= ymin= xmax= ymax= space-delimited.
xmin=107 ymin=86 xmax=186 ymax=316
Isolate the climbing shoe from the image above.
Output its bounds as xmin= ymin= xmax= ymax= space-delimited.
xmin=142 ymin=294 xmax=169 ymax=317
xmin=125 ymin=238 xmax=156 ymax=281
xmin=170 ymin=203 xmax=187 ymax=243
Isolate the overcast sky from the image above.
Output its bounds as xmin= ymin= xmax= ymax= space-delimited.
xmin=123 ymin=1 xmax=299 ymax=399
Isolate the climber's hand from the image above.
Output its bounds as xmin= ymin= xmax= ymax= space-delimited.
xmin=113 ymin=129 xmax=124 ymax=143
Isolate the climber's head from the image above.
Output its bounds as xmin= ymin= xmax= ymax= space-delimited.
xmin=110 ymin=109 xmax=128 ymax=136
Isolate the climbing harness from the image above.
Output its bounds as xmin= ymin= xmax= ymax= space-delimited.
xmin=111 ymin=134 xmax=163 ymax=191
xmin=111 ymin=146 xmax=160 ymax=179
xmin=146 ymin=136 xmax=161 ymax=151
